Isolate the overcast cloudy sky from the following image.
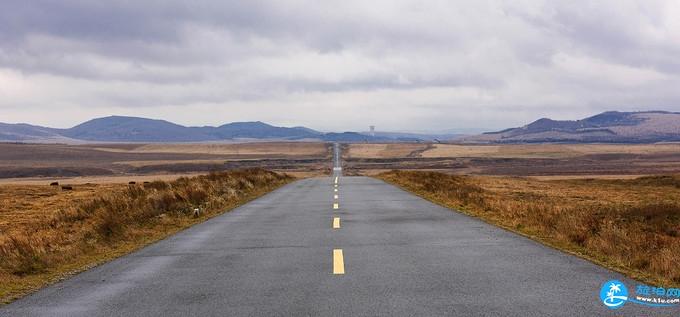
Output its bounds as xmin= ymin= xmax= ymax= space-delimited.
xmin=1 ymin=1 xmax=680 ymax=132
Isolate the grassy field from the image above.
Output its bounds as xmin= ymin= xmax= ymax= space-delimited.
xmin=0 ymin=169 xmax=294 ymax=304
xmin=344 ymin=143 xmax=680 ymax=177
xmin=422 ymin=143 xmax=680 ymax=158
xmin=0 ymin=142 xmax=330 ymax=181
xmin=347 ymin=143 xmax=680 ymax=159
xmin=104 ymin=142 xmax=329 ymax=156
xmin=378 ymin=170 xmax=680 ymax=287
xmin=6 ymin=142 xmax=680 ymax=181
xmin=346 ymin=143 xmax=431 ymax=158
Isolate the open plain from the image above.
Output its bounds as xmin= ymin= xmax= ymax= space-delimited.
xmin=0 ymin=142 xmax=330 ymax=183
xmin=344 ymin=142 xmax=680 ymax=177
xmin=6 ymin=142 xmax=680 ymax=183
xmin=2 ymin=142 xmax=680 ymax=315
xmin=2 ymin=143 xmax=679 ymax=316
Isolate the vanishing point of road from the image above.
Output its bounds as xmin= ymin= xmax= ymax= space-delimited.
xmin=1 ymin=143 xmax=674 ymax=316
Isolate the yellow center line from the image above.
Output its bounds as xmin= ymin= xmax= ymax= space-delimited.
xmin=334 ymin=188 xmax=338 ymax=192
xmin=334 ymin=194 xmax=339 ymax=199
xmin=333 ymin=249 xmax=345 ymax=274
xmin=332 ymin=217 xmax=340 ymax=229
xmin=334 ymin=177 xmax=338 ymax=184
xmin=333 ymin=203 xmax=339 ymax=210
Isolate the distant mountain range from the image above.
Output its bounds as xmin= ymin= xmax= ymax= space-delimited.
xmin=462 ymin=111 xmax=680 ymax=143
xmin=5 ymin=111 xmax=678 ymax=144
xmin=0 ymin=116 xmax=424 ymax=143
xmin=59 ymin=116 xmax=322 ymax=142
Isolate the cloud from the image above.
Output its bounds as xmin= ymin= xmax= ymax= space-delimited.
xmin=1 ymin=0 xmax=680 ymax=131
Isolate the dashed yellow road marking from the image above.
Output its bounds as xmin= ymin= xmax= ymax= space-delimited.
xmin=334 ymin=194 xmax=339 ymax=199
xmin=333 ymin=203 xmax=339 ymax=210
xmin=334 ymin=188 xmax=338 ymax=192
xmin=333 ymin=249 xmax=345 ymax=274
xmin=334 ymin=177 xmax=338 ymax=184
xmin=333 ymin=217 xmax=340 ymax=229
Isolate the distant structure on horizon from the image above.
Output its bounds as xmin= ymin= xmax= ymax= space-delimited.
xmin=369 ymin=125 xmax=375 ymax=137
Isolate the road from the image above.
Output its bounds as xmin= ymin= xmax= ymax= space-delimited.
xmin=1 ymin=143 xmax=675 ymax=316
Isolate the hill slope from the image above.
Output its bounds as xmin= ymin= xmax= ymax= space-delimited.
xmin=1 ymin=116 xmax=396 ymax=143
xmin=0 ymin=123 xmax=73 ymax=142
xmin=463 ymin=111 xmax=680 ymax=143
xmin=213 ymin=121 xmax=321 ymax=139
xmin=57 ymin=116 xmax=326 ymax=142
xmin=60 ymin=116 xmax=215 ymax=142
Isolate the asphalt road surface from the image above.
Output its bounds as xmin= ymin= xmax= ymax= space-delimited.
xmin=1 ymin=144 xmax=676 ymax=316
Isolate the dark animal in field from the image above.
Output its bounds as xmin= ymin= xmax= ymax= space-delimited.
xmin=61 ymin=185 xmax=73 ymax=191
xmin=128 ymin=181 xmax=136 ymax=185
xmin=49 ymin=182 xmax=59 ymax=186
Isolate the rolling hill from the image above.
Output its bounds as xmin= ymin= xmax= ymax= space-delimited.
xmin=463 ymin=111 xmax=680 ymax=143
xmin=59 ymin=116 xmax=214 ymax=142
xmin=0 ymin=123 xmax=75 ymax=142
xmin=0 ymin=116 xmax=387 ymax=143
xmin=212 ymin=121 xmax=321 ymax=139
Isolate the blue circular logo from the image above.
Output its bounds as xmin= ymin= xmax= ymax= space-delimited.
xmin=600 ymin=280 xmax=628 ymax=309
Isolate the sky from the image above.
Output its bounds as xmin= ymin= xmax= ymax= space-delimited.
xmin=1 ymin=1 xmax=680 ymax=133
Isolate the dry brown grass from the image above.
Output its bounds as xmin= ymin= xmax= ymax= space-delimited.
xmin=0 ymin=142 xmax=330 ymax=180
xmin=378 ymin=171 xmax=680 ymax=287
xmin=0 ymin=174 xmax=209 ymax=186
xmin=0 ymin=169 xmax=294 ymax=303
xmin=346 ymin=144 xmax=430 ymax=158
xmin=419 ymin=144 xmax=504 ymax=157
xmin=113 ymin=159 xmax=230 ymax=167
xmin=99 ymin=142 xmax=329 ymax=156
xmin=420 ymin=143 xmax=680 ymax=159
